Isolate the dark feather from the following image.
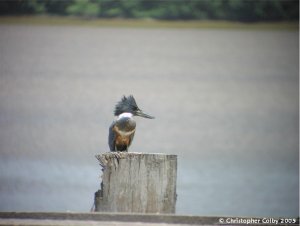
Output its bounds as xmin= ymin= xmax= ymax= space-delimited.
xmin=114 ymin=95 xmax=139 ymax=116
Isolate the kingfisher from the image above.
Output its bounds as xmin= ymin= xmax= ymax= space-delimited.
xmin=108 ymin=95 xmax=154 ymax=152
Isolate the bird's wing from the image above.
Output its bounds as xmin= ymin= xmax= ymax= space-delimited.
xmin=108 ymin=122 xmax=116 ymax=151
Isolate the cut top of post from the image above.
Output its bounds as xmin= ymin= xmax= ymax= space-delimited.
xmin=95 ymin=152 xmax=177 ymax=168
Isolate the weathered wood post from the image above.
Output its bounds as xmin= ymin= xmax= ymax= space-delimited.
xmin=94 ymin=152 xmax=177 ymax=213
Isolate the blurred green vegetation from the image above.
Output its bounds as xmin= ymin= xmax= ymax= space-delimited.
xmin=0 ymin=0 xmax=298 ymax=22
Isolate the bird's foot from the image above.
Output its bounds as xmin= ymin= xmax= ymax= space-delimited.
xmin=111 ymin=151 xmax=122 ymax=165
xmin=112 ymin=151 xmax=122 ymax=159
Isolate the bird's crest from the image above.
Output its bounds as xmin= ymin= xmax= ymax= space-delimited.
xmin=114 ymin=95 xmax=139 ymax=116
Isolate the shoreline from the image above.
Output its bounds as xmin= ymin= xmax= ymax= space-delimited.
xmin=0 ymin=15 xmax=298 ymax=30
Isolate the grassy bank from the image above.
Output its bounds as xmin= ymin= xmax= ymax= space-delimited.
xmin=0 ymin=15 xmax=298 ymax=30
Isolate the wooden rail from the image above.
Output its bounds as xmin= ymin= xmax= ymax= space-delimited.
xmin=0 ymin=212 xmax=298 ymax=226
xmin=0 ymin=212 xmax=225 ymax=225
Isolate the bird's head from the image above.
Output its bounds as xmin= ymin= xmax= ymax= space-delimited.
xmin=114 ymin=95 xmax=155 ymax=119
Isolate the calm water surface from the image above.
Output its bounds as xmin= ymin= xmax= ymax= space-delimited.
xmin=0 ymin=25 xmax=298 ymax=217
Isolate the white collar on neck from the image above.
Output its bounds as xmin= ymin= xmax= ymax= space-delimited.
xmin=118 ymin=112 xmax=133 ymax=119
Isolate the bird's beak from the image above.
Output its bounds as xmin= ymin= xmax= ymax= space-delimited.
xmin=136 ymin=110 xmax=155 ymax=119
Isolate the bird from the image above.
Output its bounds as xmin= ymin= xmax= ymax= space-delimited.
xmin=108 ymin=95 xmax=154 ymax=152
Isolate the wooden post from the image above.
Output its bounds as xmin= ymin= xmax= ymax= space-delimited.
xmin=94 ymin=152 xmax=177 ymax=213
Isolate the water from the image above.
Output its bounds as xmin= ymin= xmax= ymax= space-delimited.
xmin=0 ymin=24 xmax=298 ymax=217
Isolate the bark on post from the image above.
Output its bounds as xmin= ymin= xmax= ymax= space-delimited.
xmin=94 ymin=152 xmax=177 ymax=213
